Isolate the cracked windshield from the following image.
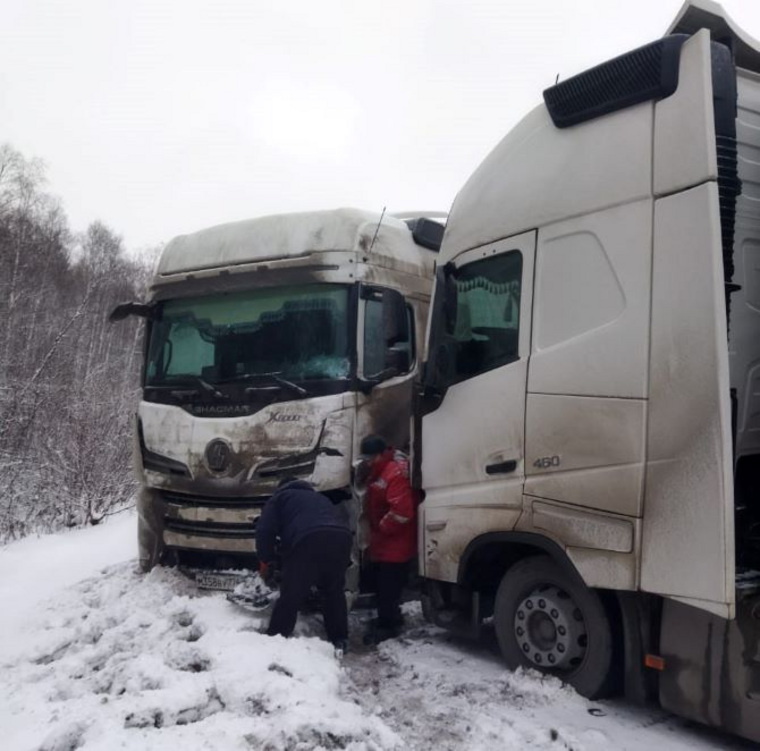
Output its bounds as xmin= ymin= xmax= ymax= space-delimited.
xmin=146 ymin=284 xmax=350 ymax=386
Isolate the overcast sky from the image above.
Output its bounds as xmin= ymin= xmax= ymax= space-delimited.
xmin=3 ymin=0 xmax=760 ymax=252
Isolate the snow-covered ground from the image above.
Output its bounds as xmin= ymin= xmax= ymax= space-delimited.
xmin=0 ymin=514 xmax=749 ymax=750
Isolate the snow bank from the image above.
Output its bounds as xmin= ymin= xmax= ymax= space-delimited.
xmin=2 ymin=563 xmax=400 ymax=750
xmin=0 ymin=513 xmax=136 ymax=664
xmin=345 ymin=602 xmax=742 ymax=751
xmin=0 ymin=516 xmax=742 ymax=750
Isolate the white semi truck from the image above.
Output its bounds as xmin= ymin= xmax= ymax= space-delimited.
xmin=110 ymin=208 xmax=440 ymax=585
xmin=417 ymin=1 xmax=760 ymax=742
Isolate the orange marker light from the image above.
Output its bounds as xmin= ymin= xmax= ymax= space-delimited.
xmin=645 ymin=654 xmax=666 ymax=671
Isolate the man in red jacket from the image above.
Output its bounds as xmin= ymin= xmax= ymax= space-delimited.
xmin=358 ymin=434 xmax=418 ymax=643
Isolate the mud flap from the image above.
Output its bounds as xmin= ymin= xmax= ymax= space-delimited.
xmin=616 ymin=592 xmax=660 ymax=705
xmin=659 ymin=592 xmax=760 ymax=743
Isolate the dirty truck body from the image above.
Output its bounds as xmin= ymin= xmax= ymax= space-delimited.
xmin=418 ymin=1 xmax=760 ymax=742
xmin=134 ymin=209 xmax=436 ymax=582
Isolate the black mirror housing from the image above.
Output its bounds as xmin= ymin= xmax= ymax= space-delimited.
xmin=108 ymin=301 xmax=155 ymax=323
xmin=385 ymin=347 xmax=410 ymax=374
xmin=382 ymin=288 xmax=408 ymax=345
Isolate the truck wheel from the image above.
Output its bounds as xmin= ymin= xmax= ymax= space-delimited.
xmin=494 ymin=556 xmax=613 ymax=699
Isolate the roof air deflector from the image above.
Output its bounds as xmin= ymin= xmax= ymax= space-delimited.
xmin=543 ymin=35 xmax=688 ymax=129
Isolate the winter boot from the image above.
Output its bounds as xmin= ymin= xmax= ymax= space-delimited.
xmin=332 ymin=639 xmax=348 ymax=659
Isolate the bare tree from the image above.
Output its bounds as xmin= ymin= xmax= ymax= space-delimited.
xmin=0 ymin=143 xmax=149 ymax=541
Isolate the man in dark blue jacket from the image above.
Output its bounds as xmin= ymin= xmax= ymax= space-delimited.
xmin=256 ymin=479 xmax=352 ymax=648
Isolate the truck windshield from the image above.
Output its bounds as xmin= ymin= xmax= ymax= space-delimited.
xmin=145 ymin=285 xmax=351 ymax=387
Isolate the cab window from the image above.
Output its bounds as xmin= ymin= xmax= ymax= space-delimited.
xmin=444 ymin=251 xmax=522 ymax=384
xmin=363 ymin=293 xmax=414 ymax=378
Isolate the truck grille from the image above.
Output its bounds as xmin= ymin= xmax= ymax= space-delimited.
xmin=164 ymin=519 xmax=257 ymax=538
xmin=160 ymin=490 xmax=266 ymax=544
xmin=160 ymin=490 xmax=269 ymax=507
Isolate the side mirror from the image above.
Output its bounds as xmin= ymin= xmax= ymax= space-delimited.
xmin=420 ymin=382 xmax=444 ymax=414
xmin=424 ymin=266 xmax=456 ymax=391
xmin=443 ymin=272 xmax=458 ymax=333
xmin=109 ymin=301 xmax=155 ymax=322
xmin=433 ymin=342 xmax=453 ymax=383
xmin=385 ymin=347 xmax=410 ymax=374
xmin=382 ymin=288 xmax=408 ymax=346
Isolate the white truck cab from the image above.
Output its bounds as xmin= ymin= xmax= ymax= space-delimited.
xmin=417 ymin=1 xmax=760 ymax=742
xmin=112 ymin=208 xmax=440 ymax=581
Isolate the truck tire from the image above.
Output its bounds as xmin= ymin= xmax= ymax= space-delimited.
xmin=493 ymin=555 xmax=613 ymax=699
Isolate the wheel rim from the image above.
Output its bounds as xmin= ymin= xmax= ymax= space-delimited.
xmin=513 ymin=584 xmax=587 ymax=671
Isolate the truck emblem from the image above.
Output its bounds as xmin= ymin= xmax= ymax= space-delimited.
xmin=205 ymin=439 xmax=232 ymax=472
xmin=190 ymin=404 xmax=252 ymax=417
xmin=268 ymin=412 xmax=302 ymax=423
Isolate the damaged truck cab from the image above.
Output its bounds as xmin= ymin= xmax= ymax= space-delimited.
xmin=114 ymin=208 xmax=439 ymax=582
xmin=418 ymin=1 xmax=760 ymax=742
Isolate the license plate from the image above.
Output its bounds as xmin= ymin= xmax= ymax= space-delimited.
xmin=195 ymin=572 xmax=243 ymax=591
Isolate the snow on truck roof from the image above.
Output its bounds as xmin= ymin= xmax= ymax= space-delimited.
xmin=157 ymin=208 xmax=437 ymax=276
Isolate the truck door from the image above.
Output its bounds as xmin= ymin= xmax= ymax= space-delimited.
xmin=355 ymin=285 xmax=418 ymax=452
xmin=419 ymin=231 xmax=535 ymax=582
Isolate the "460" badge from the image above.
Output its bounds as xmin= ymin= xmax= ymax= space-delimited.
xmin=533 ymin=455 xmax=561 ymax=469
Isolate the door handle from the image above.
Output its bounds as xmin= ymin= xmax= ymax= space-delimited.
xmin=426 ymin=521 xmax=447 ymax=532
xmin=485 ymin=460 xmax=517 ymax=475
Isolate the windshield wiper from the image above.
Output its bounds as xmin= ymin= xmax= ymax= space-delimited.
xmin=218 ymin=371 xmax=308 ymax=397
xmin=164 ymin=376 xmax=228 ymax=400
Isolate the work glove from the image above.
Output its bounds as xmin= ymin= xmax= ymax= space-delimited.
xmin=259 ymin=560 xmax=280 ymax=587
